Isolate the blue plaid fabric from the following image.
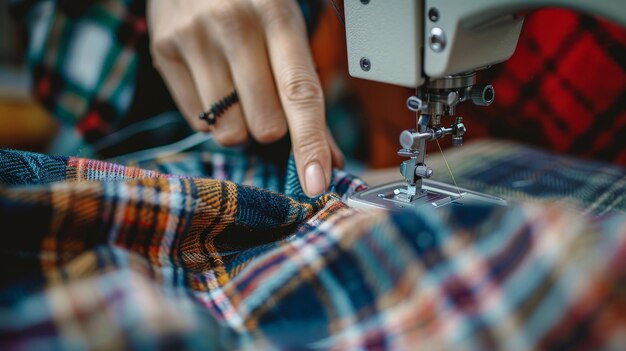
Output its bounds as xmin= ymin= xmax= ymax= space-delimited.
xmin=1 ymin=145 xmax=626 ymax=350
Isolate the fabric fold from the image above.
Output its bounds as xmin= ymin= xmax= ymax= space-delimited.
xmin=1 ymin=148 xmax=626 ymax=350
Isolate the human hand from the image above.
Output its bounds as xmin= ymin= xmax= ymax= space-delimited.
xmin=147 ymin=0 xmax=344 ymax=197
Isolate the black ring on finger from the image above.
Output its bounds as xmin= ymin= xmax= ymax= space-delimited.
xmin=198 ymin=90 xmax=239 ymax=126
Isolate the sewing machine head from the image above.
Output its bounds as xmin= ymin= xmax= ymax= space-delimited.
xmin=343 ymin=0 xmax=626 ymax=210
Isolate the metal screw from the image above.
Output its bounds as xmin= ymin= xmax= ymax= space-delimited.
xmin=428 ymin=8 xmax=439 ymax=22
xmin=446 ymin=91 xmax=459 ymax=106
xmin=428 ymin=27 xmax=446 ymax=52
xmin=360 ymin=57 xmax=371 ymax=71
xmin=360 ymin=0 xmax=370 ymax=4
xmin=470 ymin=85 xmax=495 ymax=106
xmin=415 ymin=165 xmax=433 ymax=178
xmin=484 ymin=86 xmax=495 ymax=103
xmin=406 ymin=96 xmax=422 ymax=111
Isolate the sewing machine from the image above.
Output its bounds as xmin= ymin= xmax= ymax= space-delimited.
xmin=344 ymin=0 xmax=626 ymax=211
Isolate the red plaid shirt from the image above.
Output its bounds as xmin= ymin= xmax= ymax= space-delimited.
xmin=463 ymin=8 xmax=626 ymax=166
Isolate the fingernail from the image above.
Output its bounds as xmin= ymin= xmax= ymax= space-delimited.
xmin=305 ymin=162 xmax=326 ymax=197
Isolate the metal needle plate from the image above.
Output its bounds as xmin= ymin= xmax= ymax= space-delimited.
xmin=347 ymin=179 xmax=507 ymax=211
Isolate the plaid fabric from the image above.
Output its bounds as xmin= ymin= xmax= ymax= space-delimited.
xmin=17 ymin=0 xmax=145 ymax=142
xmin=1 ymin=148 xmax=626 ymax=350
xmin=463 ymin=8 xmax=626 ymax=166
xmin=427 ymin=139 xmax=626 ymax=215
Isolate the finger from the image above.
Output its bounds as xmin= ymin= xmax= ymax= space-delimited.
xmin=148 ymin=2 xmax=206 ymax=128
xmin=210 ymin=3 xmax=287 ymax=144
xmin=327 ymin=129 xmax=345 ymax=169
xmin=257 ymin=0 xmax=331 ymax=197
xmin=179 ymin=31 xmax=248 ymax=145
xmin=156 ymin=60 xmax=203 ymax=125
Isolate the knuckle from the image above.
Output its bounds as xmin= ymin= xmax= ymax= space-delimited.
xmin=151 ymin=23 xmax=195 ymax=64
xmin=252 ymin=117 xmax=287 ymax=143
xmin=254 ymin=0 xmax=293 ymax=28
xmin=172 ymin=20 xmax=199 ymax=44
xmin=292 ymin=130 xmax=327 ymax=158
xmin=211 ymin=125 xmax=248 ymax=146
xmin=279 ymin=66 xmax=323 ymax=107
xmin=150 ymin=35 xmax=176 ymax=64
xmin=213 ymin=134 xmax=248 ymax=146
xmin=208 ymin=2 xmax=249 ymax=37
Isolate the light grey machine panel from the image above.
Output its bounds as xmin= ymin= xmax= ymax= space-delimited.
xmin=345 ymin=0 xmax=626 ymax=88
xmin=424 ymin=0 xmax=523 ymax=78
xmin=345 ymin=0 xmax=424 ymax=88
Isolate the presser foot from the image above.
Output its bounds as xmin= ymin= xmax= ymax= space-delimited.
xmin=347 ymin=180 xmax=507 ymax=211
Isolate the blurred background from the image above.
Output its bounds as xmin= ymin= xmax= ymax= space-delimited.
xmin=0 ymin=1 xmax=625 ymax=169
xmin=0 ymin=0 xmax=57 ymax=152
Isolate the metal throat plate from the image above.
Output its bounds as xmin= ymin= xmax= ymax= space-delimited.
xmin=347 ymin=179 xmax=507 ymax=211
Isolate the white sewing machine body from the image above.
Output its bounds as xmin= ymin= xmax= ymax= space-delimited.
xmin=344 ymin=0 xmax=626 ymax=211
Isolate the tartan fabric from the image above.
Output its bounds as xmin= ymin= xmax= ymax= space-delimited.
xmin=463 ymin=8 xmax=626 ymax=166
xmin=427 ymin=139 xmax=626 ymax=215
xmin=1 ymin=148 xmax=626 ymax=350
xmin=19 ymin=0 xmax=145 ymax=141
